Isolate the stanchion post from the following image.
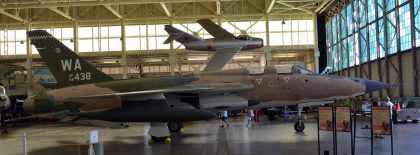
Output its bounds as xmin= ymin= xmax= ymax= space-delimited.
xmin=23 ymin=132 xmax=28 ymax=155
xmin=390 ymin=108 xmax=394 ymax=155
xmin=318 ymin=114 xmax=321 ymax=155
xmin=333 ymin=108 xmax=337 ymax=155
xmin=371 ymin=108 xmax=374 ymax=155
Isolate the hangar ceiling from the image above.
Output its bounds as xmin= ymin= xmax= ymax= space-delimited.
xmin=0 ymin=0 xmax=335 ymax=76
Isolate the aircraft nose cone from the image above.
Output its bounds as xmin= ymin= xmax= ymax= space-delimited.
xmin=364 ymin=80 xmax=391 ymax=93
xmin=200 ymin=110 xmax=217 ymax=120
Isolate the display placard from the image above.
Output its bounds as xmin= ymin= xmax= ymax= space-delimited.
xmin=89 ymin=130 xmax=99 ymax=144
xmin=372 ymin=106 xmax=391 ymax=135
xmin=335 ymin=107 xmax=351 ymax=132
xmin=318 ymin=107 xmax=333 ymax=131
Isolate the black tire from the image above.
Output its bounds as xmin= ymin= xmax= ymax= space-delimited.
xmin=294 ymin=121 xmax=305 ymax=132
xmin=168 ymin=122 xmax=182 ymax=132
xmin=151 ymin=136 xmax=168 ymax=142
xmin=402 ymin=120 xmax=408 ymax=124
xmin=413 ymin=120 xmax=419 ymax=123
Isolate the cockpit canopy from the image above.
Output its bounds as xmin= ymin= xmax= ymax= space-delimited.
xmin=248 ymin=65 xmax=318 ymax=75
xmin=236 ymin=35 xmax=252 ymax=41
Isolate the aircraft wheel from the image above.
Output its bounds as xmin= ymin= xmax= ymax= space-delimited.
xmin=294 ymin=121 xmax=305 ymax=132
xmin=150 ymin=136 xmax=170 ymax=143
xmin=413 ymin=120 xmax=418 ymax=123
xmin=168 ymin=122 xmax=183 ymax=132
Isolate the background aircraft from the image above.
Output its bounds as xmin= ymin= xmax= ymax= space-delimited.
xmin=164 ymin=19 xmax=264 ymax=72
xmin=25 ymin=30 xmax=216 ymax=142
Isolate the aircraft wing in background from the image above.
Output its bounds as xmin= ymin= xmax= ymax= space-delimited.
xmin=203 ymin=47 xmax=242 ymax=72
xmin=197 ymin=19 xmax=236 ymax=39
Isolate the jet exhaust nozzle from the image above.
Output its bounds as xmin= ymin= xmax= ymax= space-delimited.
xmin=363 ymin=79 xmax=391 ymax=93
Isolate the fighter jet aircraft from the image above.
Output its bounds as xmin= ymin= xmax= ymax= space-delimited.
xmin=24 ymin=30 xmax=216 ymax=142
xmin=25 ymin=30 xmax=390 ymax=135
xmin=164 ymin=19 xmax=264 ymax=72
xmin=181 ymin=65 xmax=390 ymax=132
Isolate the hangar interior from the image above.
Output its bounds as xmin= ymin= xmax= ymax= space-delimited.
xmin=0 ymin=0 xmax=318 ymax=97
xmin=2 ymin=0 xmax=420 ymax=155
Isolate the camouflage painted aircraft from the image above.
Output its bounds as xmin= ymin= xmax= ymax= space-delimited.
xmin=186 ymin=65 xmax=390 ymax=131
xmin=25 ymin=30 xmax=216 ymax=142
xmin=164 ymin=18 xmax=264 ymax=72
xmin=25 ymin=30 xmax=390 ymax=136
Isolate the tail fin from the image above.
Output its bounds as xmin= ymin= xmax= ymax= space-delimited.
xmin=320 ymin=66 xmax=333 ymax=75
xmin=27 ymin=30 xmax=114 ymax=88
xmin=163 ymin=25 xmax=202 ymax=44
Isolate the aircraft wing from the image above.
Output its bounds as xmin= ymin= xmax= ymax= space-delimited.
xmin=197 ymin=19 xmax=236 ymax=39
xmin=65 ymin=92 xmax=216 ymax=122
xmin=65 ymin=83 xmax=252 ymax=101
xmin=65 ymin=86 xmax=211 ymax=100
xmin=203 ymin=47 xmax=242 ymax=72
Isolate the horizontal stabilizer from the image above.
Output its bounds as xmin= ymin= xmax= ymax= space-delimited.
xmin=163 ymin=33 xmax=183 ymax=44
xmin=203 ymin=47 xmax=242 ymax=72
xmin=5 ymin=110 xmax=71 ymax=122
xmin=164 ymin=25 xmax=202 ymax=44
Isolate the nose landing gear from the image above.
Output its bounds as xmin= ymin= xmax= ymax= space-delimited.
xmin=294 ymin=119 xmax=305 ymax=132
xmin=294 ymin=104 xmax=305 ymax=132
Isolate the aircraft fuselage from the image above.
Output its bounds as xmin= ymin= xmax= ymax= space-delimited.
xmin=192 ymin=67 xmax=367 ymax=108
xmin=184 ymin=38 xmax=263 ymax=51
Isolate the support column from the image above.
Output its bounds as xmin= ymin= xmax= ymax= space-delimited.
xmin=26 ymin=23 xmax=33 ymax=96
xmin=264 ymin=14 xmax=271 ymax=66
xmin=169 ymin=20 xmax=175 ymax=76
xmin=313 ymin=13 xmax=320 ymax=73
xmin=121 ymin=19 xmax=128 ymax=79
xmin=73 ymin=21 xmax=79 ymax=53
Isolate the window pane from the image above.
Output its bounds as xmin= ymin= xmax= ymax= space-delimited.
xmin=399 ymin=4 xmax=412 ymax=51
xmin=126 ymin=38 xmax=140 ymax=50
xmin=269 ymin=33 xmax=282 ymax=45
xmin=359 ymin=0 xmax=367 ymax=27
xmin=341 ymin=39 xmax=348 ymax=68
xmin=348 ymin=35 xmax=355 ymax=67
xmin=386 ymin=0 xmax=396 ymax=11
xmin=415 ymin=0 xmax=420 ymax=46
xmin=369 ymin=24 xmax=377 ymax=60
xmin=359 ymin=28 xmax=368 ymax=63
xmin=340 ymin=9 xmax=347 ymax=39
xmin=347 ymin=4 xmax=354 ymax=35
xmin=377 ymin=20 xmax=386 ymax=57
xmin=367 ymin=0 xmax=376 ymax=23
xmin=386 ymin=11 xmax=397 ymax=54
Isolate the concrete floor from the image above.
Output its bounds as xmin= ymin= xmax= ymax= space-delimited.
xmin=0 ymin=117 xmax=419 ymax=155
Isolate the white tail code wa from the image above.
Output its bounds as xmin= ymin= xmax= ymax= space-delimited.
xmin=61 ymin=59 xmax=82 ymax=71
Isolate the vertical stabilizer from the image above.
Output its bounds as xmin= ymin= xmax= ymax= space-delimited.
xmin=27 ymin=30 xmax=114 ymax=88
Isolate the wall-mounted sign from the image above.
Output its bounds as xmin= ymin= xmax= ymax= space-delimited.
xmin=319 ymin=107 xmax=333 ymax=131
xmin=335 ymin=107 xmax=351 ymax=132
xmin=372 ymin=106 xmax=391 ymax=135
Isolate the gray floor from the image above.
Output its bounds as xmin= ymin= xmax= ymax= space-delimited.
xmin=0 ymin=117 xmax=419 ymax=155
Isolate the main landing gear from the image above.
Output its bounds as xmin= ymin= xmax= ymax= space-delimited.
xmin=294 ymin=104 xmax=305 ymax=132
xmin=167 ymin=122 xmax=184 ymax=133
xmin=148 ymin=122 xmax=171 ymax=144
